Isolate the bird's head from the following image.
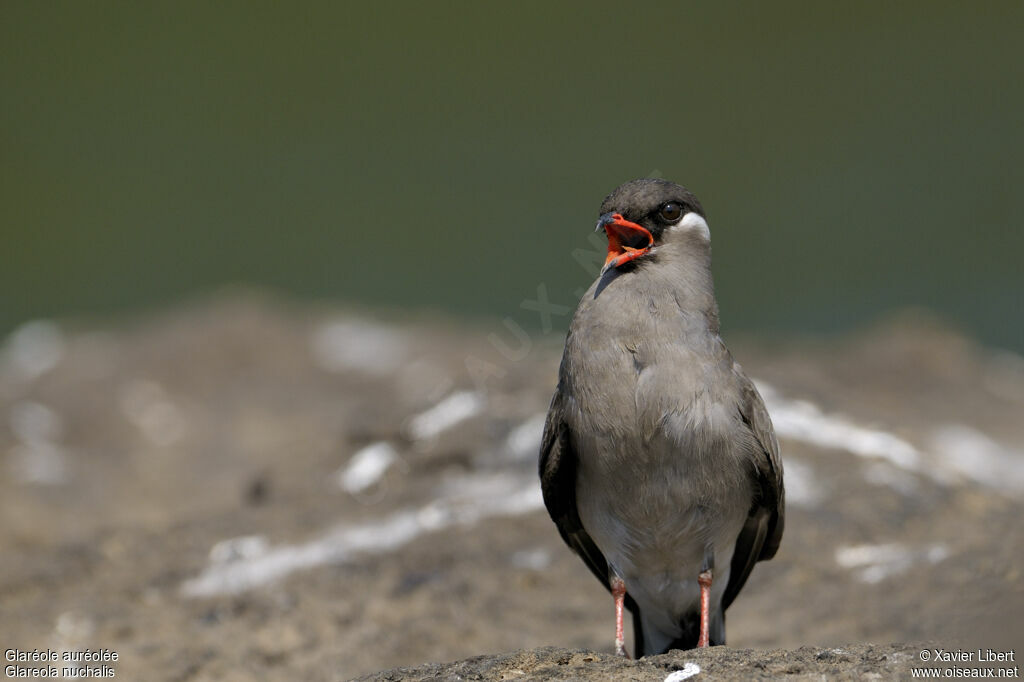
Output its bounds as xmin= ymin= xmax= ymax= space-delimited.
xmin=596 ymin=179 xmax=708 ymax=274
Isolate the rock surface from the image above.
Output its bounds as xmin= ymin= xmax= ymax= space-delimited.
xmin=357 ymin=644 xmax=922 ymax=681
xmin=0 ymin=293 xmax=1021 ymax=680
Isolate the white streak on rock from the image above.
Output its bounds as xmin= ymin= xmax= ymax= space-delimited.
xmin=50 ymin=611 xmax=95 ymax=661
xmin=835 ymin=542 xmax=949 ymax=584
xmin=665 ymin=662 xmax=702 ymax=681
xmin=756 ymin=381 xmax=1024 ymax=494
xmin=756 ymin=381 xmax=920 ymax=470
xmin=209 ymin=536 xmax=270 ymax=564
xmin=930 ymin=424 xmax=1024 ymax=493
xmin=407 ymin=390 xmax=483 ymax=441
xmin=337 ymin=442 xmax=398 ymax=494
xmin=863 ymin=462 xmax=920 ymax=496
xmin=181 ymin=471 xmax=543 ymax=598
xmin=182 ymin=512 xmax=423 ymax=597
xmin=311 ymin=319 xmax=407 ymax=375
xmin=510 ymin=548 xmax=552 ymax=571
xmin=2 ymin=320 xmax=64 ymax=382
xmin=503 ymin=413 xmax=547 ymax=460
xmin=781 ymin=458 xmax=823 ymax=507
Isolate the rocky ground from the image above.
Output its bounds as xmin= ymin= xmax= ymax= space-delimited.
xmin=357 ymin=643 xmax=926 ymax=681
xmin=0 ymin=292 xmax=1022 ymax=681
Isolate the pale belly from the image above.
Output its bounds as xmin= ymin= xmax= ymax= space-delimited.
xmin=574 ymin=422 xmax=753 ymax=640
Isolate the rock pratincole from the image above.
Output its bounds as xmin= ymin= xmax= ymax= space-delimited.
xmin=539 ymin=178 xmax=785 ymax=657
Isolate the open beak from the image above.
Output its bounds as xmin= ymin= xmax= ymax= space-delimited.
xmin=596 ymin=212 xmax=654 ymax=274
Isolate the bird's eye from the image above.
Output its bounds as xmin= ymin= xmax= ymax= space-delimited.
xmin=658 ymin=202 xmax=683 ymax=222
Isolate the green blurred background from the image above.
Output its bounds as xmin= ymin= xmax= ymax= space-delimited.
xmin=3 ymin=1 xmax=1022 ymax=351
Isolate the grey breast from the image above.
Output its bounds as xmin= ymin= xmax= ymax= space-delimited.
xmin=560 ymin=270 xmax=755 ymax=634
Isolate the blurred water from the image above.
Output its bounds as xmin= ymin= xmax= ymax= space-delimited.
xmin=2 ymin=1 xmax=1022 ymax=351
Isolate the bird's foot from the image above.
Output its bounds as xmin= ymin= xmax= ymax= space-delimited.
xmin=610 ymin=575 xmax=630 ymax=658
xmin=697 ymin=569 xmax=713 ymax=648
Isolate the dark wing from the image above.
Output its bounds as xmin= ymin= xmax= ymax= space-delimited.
xmin=721 ymin=372 xmax=786 ymax=611
xmin=538 ymin=390 xmax=611 ymax=589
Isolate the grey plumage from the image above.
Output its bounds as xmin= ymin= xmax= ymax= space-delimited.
xmin=539 ymin=179 xmax=784 ymax=657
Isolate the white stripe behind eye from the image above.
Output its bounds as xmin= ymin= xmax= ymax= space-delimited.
xmin=673 ymin=212 xmax=710 ymax=241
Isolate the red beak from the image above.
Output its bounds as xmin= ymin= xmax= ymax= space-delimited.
xmin=598 ymin=212 xmax=654 ymax=273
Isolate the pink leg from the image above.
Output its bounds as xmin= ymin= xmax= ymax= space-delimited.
xmin=610 ymin=575 xmax=629 ymax=658
xmin=697 ymin=569 xmax=713 ymax=648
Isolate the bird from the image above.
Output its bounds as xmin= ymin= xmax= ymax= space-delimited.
xmin=539 ymin=178 xmax=784 ymax=658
